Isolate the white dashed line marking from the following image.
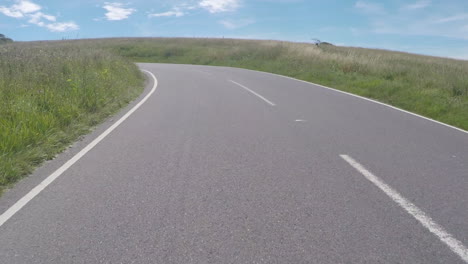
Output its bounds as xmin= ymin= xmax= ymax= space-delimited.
xmin=229 ymin=80 xmax=276 ymax=106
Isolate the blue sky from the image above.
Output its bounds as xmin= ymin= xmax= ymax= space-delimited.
xmin=1 ymin=0 xmax=468 ymax=59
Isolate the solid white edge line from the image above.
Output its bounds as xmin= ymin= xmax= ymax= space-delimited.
xmin=340 ymin=154 xmax=468 ymax=263
xmin=0 ymin=69 xmax=158 ymax=228
xmin=229 ymin=80 xmax=276 ymax=106
xmin=226 ymin=67 xmax=467 ymax=134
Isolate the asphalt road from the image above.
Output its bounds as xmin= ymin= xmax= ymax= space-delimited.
xmin=0 ymin=63 xmax=467 ymax=263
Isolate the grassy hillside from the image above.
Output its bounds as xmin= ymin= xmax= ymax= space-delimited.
xmin=81 ymin=37 xmax=467 ymax=131
xmin=1 ymin=37 xmax=466 ymax=195
xmin=0 ymin=41 xmax=144 ymax=194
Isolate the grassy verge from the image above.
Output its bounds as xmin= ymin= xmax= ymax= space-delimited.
xmin=0 ymin=41 xmax=144 ymax=195
xmin=79 ymin=37 xmax=467 ymax=131
xmin=1 ymin=37 xmax=466 ymax=195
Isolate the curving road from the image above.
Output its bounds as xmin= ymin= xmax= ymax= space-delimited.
xmin=0 ymin=63 xmax=467 ymax=263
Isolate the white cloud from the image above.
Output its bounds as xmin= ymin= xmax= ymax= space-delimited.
xmin=199 ymin=0 xmax=240 ymax=13
xmin=434 ymin=13 xmax=468 ymax=24
xmin=28 ymin=12 xmax=56 ymax=24
xmin=0 ymin=0 xmax=41 ymax=18
xmin=13 ymin=0 xmax=40 ymax=13
xmin=220 ymin=19 xmax=254 ymax=29
xmin=355 ymin=1 xmax=384 ymax=15
xmin=103 ymin=2 xmax=136 ymax=21
xmin=28 ymin=12 xmax=78 ymax=32
xmin=44 ymin=22 xmax=79 ymax=32
xmin=355 ymin=1 xmax=468 ymax=40
xmin=0 ymin=7 xmax=24 ymax=18
xmin=0 ymin=0 xmax=78 ymax=32
xmin=149 ymin=9 xmax=184 ymax=18
xmin=402 ymin=0 xmax=431 ymax=10
xmin=149 ymin=0 xmax=240 ymax=20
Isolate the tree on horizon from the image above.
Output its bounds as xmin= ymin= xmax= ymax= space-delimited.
xmin=0 ymin=34 xmax=13 ymax=44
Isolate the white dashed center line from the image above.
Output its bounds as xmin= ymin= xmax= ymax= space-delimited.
xmin=229 ymin=80 xmax=276 ymax=106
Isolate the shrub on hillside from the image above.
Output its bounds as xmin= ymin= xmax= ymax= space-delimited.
xmin=0 ymin=34 xmax=13 ymax=44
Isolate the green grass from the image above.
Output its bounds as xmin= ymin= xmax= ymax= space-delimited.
xmin=80 ymin=37 xmax=467 ymax=130
xmin=1 ymin=37 xmax=467 ymax=195
xmin=0 ymin=41 xmax=144 ymax=195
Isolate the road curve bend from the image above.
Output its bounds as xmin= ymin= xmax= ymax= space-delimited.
xmin=0 ymin=63 xmax=467 ymax=263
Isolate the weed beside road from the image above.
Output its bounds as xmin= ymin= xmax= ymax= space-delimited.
xmin=0 ymin=42 xmax=144 ymax=194
xmin=1 ymin=37 xmax=467 ymax=195
xmin=93 ymin=38 xmax=467 ymax=130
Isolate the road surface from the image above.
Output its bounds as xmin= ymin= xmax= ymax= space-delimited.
xmin=0 ymin=63 xmax=467 ymax=263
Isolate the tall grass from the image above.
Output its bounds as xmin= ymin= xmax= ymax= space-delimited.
xmin=79 ymin=37 xmax=467 ymax=130
xmin=0 ymin=41 xmax=143 ymax=194
xmin=2 ymin=37 xmax=467 ymax=194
